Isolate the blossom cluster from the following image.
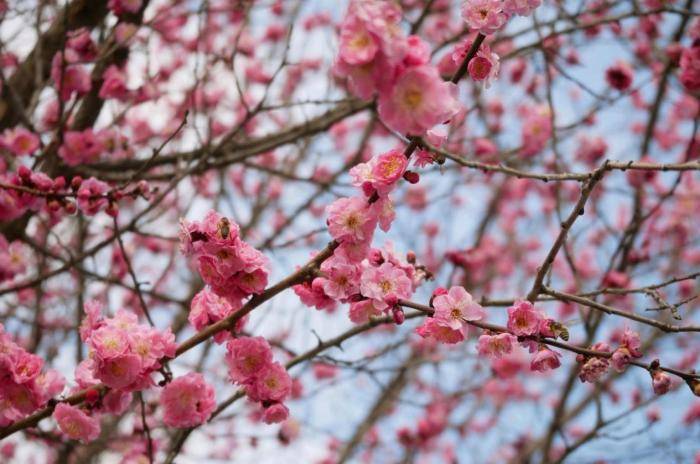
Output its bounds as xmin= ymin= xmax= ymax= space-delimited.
xmin=577 ymin=328 xmax=643 ymax=383
xmin=77 ymin=301 xmax=176 ymax=392
xmin=416 ymin=286 xmax=486 ymax=344
xmin=0 ymin=166 xmax=149 ymax=221
xmin=461 ymin=0 xmax=541 ymax=36
xmin=180 ymin=210 xmax=269 ymax=304
xmin=334 ymin=0 xmax=460 ymax=135
xmin=0 ymin=324 xmax=65 ymax=426
xmin=294 ymin=142 xmax=431 ymax=323
xmin=225 ymin=336 xmax=292 ymax=424
xmin=477 ymin=300 xmax=565 ymax=373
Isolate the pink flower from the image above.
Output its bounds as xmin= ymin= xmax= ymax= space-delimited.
xmin=610 ymin=328 xmax=642 ymax=372
xmin=326 ymin=196 xmax=377 ymax=244
xmin=520 ymin=105 xmax=552 ymax=157
xmin=468 ymin=46 xmax=500 ymax=85
xmin=248 ymin=362 xmax=292 ymax=402
xmin=433 ymin=286 xmax=485 ymax=330
xmin=90 ymin=326 xmax=130 ymax=359
xmin=51 ymin=52 xmax=91 ymax=101
xmin=293 ymin=279 xmax=337 ymax=311
xmin=161 ymin=373 xmax=216 ymax=428
xmin=652 ymin=370 xmax=672 ymax=395
xmin=577 ymin=343 xmax=611 ymax=383
xmin=605 ymin=61 xmax=634 ymax=91
xmin=225 ymin=336 xmax=273 ymax=384
xmin=360 ymin=262 xmax=413 ymax=310
xmin=416 ymin=318 xmax=465 ymax=344
xmin=179 ymin=211 xmax=269 ymax=302
xmin=680 ymin=43 xmax=700 ymax=92
xmin=76 ymin=177 xmax=109 ymax=215
xmin=339 ymin=16 xmax=379 ymax=66
xmin=506 ymin=300 xmax=542 ymax=336
xmin=502 ymin=0 xmax=541 ymax=16
xmin=313 ymin=362 xmax=338 ymax=380
xmin=189 ymin=288 xmax=241 ymax=343
xmin=99 ymin=65 xmax=130 ymax=101
xmin=530 ymin=348 xmax=562 ymax=372
xmin=350 ymin=149 xmax=408 ymax=198
xmin=477 ymin=332 xmax=516 ymax=358
xmin=319 ymin=260 xmax=360 ymax=300
xmin=378 ymin=65 xmax=460 ymax=135
xmin=94 ymin=354 xmax=142 ymax=390
xmin=461 ymin=0 xmax=507 ymax=35
xmin=262 ymin=402 xmax=289 ymax=424
xmin=348 ymin=299 xmax=382 ymax=323
xmin=2 ymin=127 xmax=39 ymax=156
xmin=53 ymin=403 xmax=100 ymax=443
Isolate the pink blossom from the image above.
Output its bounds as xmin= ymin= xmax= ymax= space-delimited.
xmin=76 ymin=177 xmax=109 ymax=215
xmin=350 ymin=149 xmax=408 ymax=198
xmin=319 ymin=260 xmax=360 ymax=300
xmin=293 ymin=279 xmax=338 ymax=312
xmin=189 ymin=288 xmax=241 ymax=343
xmin=248 ymin=362 xmax=292 ymax=402
xmin=502 ymin=0 xmax=541 ymax=16
xmin=461 ymin=0 xmax=507 ymax=35
xmin=611 ymin=328 xmax=642 ymax=372
xmin=53 ymin=403 xmax=100 ymax=443
xmin=680 ymin=43 xmax=700 ymax=92
xmin=577 ymin=343 xmax=611 ymax=383
xmin=161 ymin=373 xmax=216 ymax=428
xmin=58 ymin=129 xmax=105 ymax=166
xmin=326 ymin=196 xmax=377 ymax=244
xmin=99 ymin=65 xmax=130 ymax=101
xmin=94 ymin=354 xmax=142 ymax=390
xmin=652 ymin=370 xmax=672 ymax=395
xmin=180 ymin=211 xmax=269 ymax=302
xmin=2 ymin=127 xmax=39 ymax=156
xmin=506 ymin=300 xmax=542 ymax=336
xmin=520 ymin=105 xmax=552 ymax=157
xmin=433 ymin=286 xmax=485 ymax=330
xmin=606 ymin=61 xmax=634 ymax=91
xmin=530 ymin=348 xmax=562 ymax=372
xmin=468 ymin=46 xmax=500 ymax=85
xmin=416 ymin=318 xmax=465 ymax=344
xmin=225 ymin=336 xmax=273 ymax=384
xmin=477 ymin=332 xmax=517 ymax=358
xmin=262 ymin=402 xmax=289 ymax=424
xmin=378 ymin=65 xmax=460 ymax=135
xmin=339 ymin=16 xmax=379 ymax=66
xmin=348 ymin=299 xmax=382 ymax=323
xmin=51 ymin=52 xmax=91 ymax=101
xmin=360 ymin=262 xmax=413 ymax=310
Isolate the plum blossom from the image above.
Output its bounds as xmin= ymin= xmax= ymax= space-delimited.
xmin=610 ymin=328 xmax=642 ymax=372
xmin=378 ymin=65 xmax=460 ymax=135
xmin=478 ymin=332 xmax=517 ymax=358
xmin=53 ymin=403 xmax=100 ymax=443
xmin=416 ymin=318 xmax=466 ymax=344
xmin=180 ymin=211 xmax=269 ymax=303
xmin=506 ymin=300 xmax=542 ymax=336
xmin=360 ymin=262 xmax=413 ymax=311
xmin=326 ymin=196 xmax=377 ymax=244
xmin=652 ymin=370 xmax=672 ymax=395
xmin=80 ymin=304 xmax=176 ymax=392
xmin=530 ymin=347 xmax=562 ymax=372
xmin=461 ymin=0 xmax=508 ymax=35
xmin=433 ymin=286 xmax=485 ymax=330
xmin=161 ymin=373 xmax=216 ymax=428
